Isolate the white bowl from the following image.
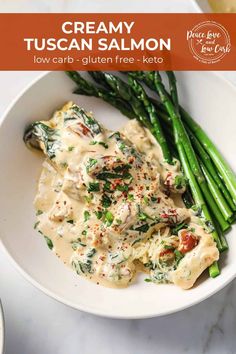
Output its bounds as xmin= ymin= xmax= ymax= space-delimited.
xmin=192 ymin=0 xmax=212 ymax=12
xmin=0 ymin=302 xmax=4 ymax=354
xmin=1 ymin=71 xmax=236 ymax=319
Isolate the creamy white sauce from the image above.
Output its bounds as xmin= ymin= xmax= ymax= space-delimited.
xmin=33 ymin=102 xmax=219 ymax=289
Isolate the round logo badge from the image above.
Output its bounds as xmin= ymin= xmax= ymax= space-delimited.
xmin=187 ymin=21 xmax=231 ymax=64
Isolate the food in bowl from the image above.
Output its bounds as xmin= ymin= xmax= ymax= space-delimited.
xmin=208 ymin=0 xmax=236 ymax=12
xmin=24 ymin=100 xmax=219 ymax=289
xmin=24 ymin=70 xmax=236 ymax=292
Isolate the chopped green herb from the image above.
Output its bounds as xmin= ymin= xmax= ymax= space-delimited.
xmin=97 ymin=172 xmax=124 ymax=180
xmin=134 ymin=224 xmax=149 ymax=233
xmin=143 ymin=196 xmax=149 ymax=205
xmin=116 ymin=184 xmax=129 ymax=192
xmin=151 ymin=196 xmax=157 ymax=202
xmin=171 ymin=222 xmax=188 ymax=235
xmin=103 ymin=181 xmax=112 ymax=192
xmin=60 ymin=162 xmax=68 ymax=169
xmin=105 ymin=211 xmax=114 ymax=226
xmin=44 ymin=236 xmax=53 ymax=250
xmin=174 ymin=175 xmax=186 ymax=190
xmin=82 ymin=230 xmax=87 ymax=236
xmin=144 ymin=278 xmax=152 ymax=283
xmin=68 ymin=146 xmax=74 ymax=152
xmin=86 ymin=158 xmax=98 ymax=172
xmin=88 ymin=182 xmax=100 ymax=192
xmin=99 ymin=141 xmax=108 ymax=149
xmin=72 ymin=105 xmax=101 ymax=135
xmin=113 ymin=164 xmax=131 ymax=173
xmin=128 ymin=194 xmax=134 ymax=201
xmin=84 ymin=210 xmax=91 ymax=222
xmin=132 ymin=238 xmax=141 ymax=245
xmin=84 ymin=195 xmax=93 ymax=203
xmin=101 ymin=194 xmax=112 ymax=208
xmin=174 ymin=249 xmax=184 ymax=264
xmin=115 ymin=219 xmax=122 ymax=225
xmin=34 ymin=221 xmax=40 ymax=229
xmin=138 ymin=212 xmax=148 ymax=221
xmin=36 ymin=210 xmax=43 ymax=216
xmin=94 ymin=210 xmax=103 ymax=220
xmin=164 ymin=244 xmax=175 ymax=250
xmin=87 ymin=248 xmax=96 ymax=258
xmin=67 ymin=220 xmax=74 ymax=224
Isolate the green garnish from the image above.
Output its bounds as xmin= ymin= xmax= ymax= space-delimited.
xmin=94 ymin=210 xmax=103 ymax=220
xmin=89 ymin=140 xmax=108 ymax=149
xmin=82 ymin=230 xmax=87 ymax=236
xmin=174 ymin=249 xmax=184 ymax=264
xmin=171 ymin=222 xmax=188 ymax=235
xmin=104 ymin=181 xmax=112 ymax=192
xmin=164 ymin=244 xmax=175 ymax=250
xmin=99 ymin=141 xmax=108 ymax=149
xmin=143 ymin=196 xmax=149 ymax=205
xmin=68 ymin=146 xmax=74 ymax=151
xmin=88 ymin=182 xmax=100 ymax=192
xmin=144 ymin=278 xmax=152 ymax=282
xmin=86 ymin=158 xmax=98 ymax=172
xmin=101 ymin=194 xmax=112 ymax=208
xmin=84 ymin=195 xmax=93 ymax=204
xmin=128 ymin=194 xmax=134 ymax=201
xmin=134 ymin=224 xmax=149 ymax=233
xmin=138 ymin=212 xmax=148 ymax=221
xmin=67 ymin=220 xmax=74 ymax=224
xmin=105 ymin=211 xmax=114 ymax=226
xmin=97 ymin=172 xmax=124 ymax=180
xmin=34 ymin=221 xmax=40 ymax=229
xmin=44 ymin=236 xmax=53 ymax=250
xmin=36 ymin=210 xmax=43 ymax=216
xmin=174 ymin=175 xmax=186 ymax=190
xmin=84 ymin=210 xmax=91 ymax=222
xmin=116 ymin=184 xmax=129 ymax=192
xmin=115 ymin=219 xmax=122 ymax=225
xmin=87 ymin=248 xmax=96 ymax=258
xmin=132 ymin=238 xmax=141 ymax=245
xmin=60 ymin=162 xmax=68 ymax=169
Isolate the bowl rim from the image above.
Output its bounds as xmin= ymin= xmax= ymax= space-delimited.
xmin=191 ymin=0 xmax=212 ymax=12
xmin=0 ymin=70 xmax=236 ymax=319
xmin=0 ymin=301 xmax=5 ymax=354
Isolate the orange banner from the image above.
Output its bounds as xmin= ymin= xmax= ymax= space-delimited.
xmin=0 ymin=13 xmax=235 ymax=70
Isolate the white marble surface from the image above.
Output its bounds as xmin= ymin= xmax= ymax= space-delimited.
xmin=1 ymin=1 xmax=236 ymax=354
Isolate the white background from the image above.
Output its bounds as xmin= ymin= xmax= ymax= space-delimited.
xmin=1 ymin=1 xmax=236 ymax=353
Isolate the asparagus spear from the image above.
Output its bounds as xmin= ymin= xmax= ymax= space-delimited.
xmin=128 ymin=75 xmax=172 ymax=164
xmin=88 ymin=71 xmax=153 ymax=130
xmin=200 ymin=161 xmax=233 ymax=222
xmin=164 ymin=72 xmax=233 ymax=220
xmin=188 ymin=128 xmax=236 ymax=213
xmin=181 ymin=107 xmax=236 ymax=205
xmin=65 ymin=71 xmax=136 ymax=119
